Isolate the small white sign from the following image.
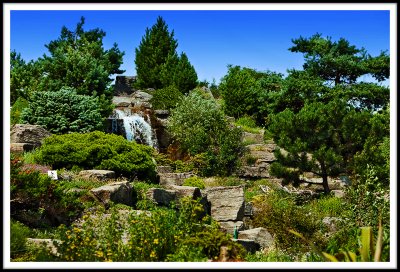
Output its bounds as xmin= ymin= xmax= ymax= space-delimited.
xmin=48 ymin=170 xmax=58 ymax=180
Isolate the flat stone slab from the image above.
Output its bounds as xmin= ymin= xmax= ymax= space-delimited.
xmin=79 ymin=170 xmax=116 ymax=181
xmin=90 ymin=181 xmax=133 ymax=206
xmin=204 ymin=186 xmax=245 ymax=222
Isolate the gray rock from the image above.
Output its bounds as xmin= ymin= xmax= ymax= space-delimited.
xmin=219 ymin=221 xmax=244 ymax=234
xmin=79 ymin=170 xmax=116 ymax=181
xmin=166 ymin=185 xmax=203 ymax=200
xmin=156 ymin=165 xmax=173 ymax=174
xmin=331 ymin=189 xmax=345 ymax=198
xmin=237 ymin=227 xmax=274 ymax=249
xmin=10 ymin=143 xmax=35 ymax=153
xmin=322 ymin=217 xmax=343 ymax=233
xmin=234 ymin=239 xmax=260 ymax=253
xmin=132 ymin=91 xmax=153 ymax=102
xmin=159 ymin=172 xmax=194 ymax=186
xmin=242 ymin=132 xmax=264 ymax=145
xmin=154 ymin=109 xmax=170 ymax=117
xmin=237 ymin=165 xmax=271 ymax=178
xmin=244 ymin=202 xmax=253 ymax=217
xmin=204 ymin=186 xmax=245 ymax=221
xmin=145 ymin=188 xmax=176 ymax=206
xmin=10 ymin=124 xmax=52 ymax=147
xmin=90 ymin=181 xmax=133 ymax=207
xmin=112 ymin=96 xmax=134 ymax=107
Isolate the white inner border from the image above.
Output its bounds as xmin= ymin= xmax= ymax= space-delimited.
xmin=3 ymin=2 xmax=397 ymax=270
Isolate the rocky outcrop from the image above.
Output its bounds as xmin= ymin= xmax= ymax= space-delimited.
xmin=159 ymin=172 xmax=195 ymax=186
xmin=10 ymin=124 xmax=52 ymax=147
xmin=237 ymin=227 xmax=274 ymax=249
xmin=79 ymin=170 xmax=116 ymax=181
xmin=112 ymin=96 xmax=134 ymax=107
xmin=203 ymin=186 xmax=245 ymax=222
xmin=90 ymin=181 xmax=133 ymax=207
xmin=145 ymin=188 xmax=176 ymax=207
xmin=114 ymin=76 xmax=136 ymax=96
xmin=237 ymin=143 xmax=277 ymax=179
xmin=166 ymin=185 xmax=203 ymax=200
xmin=242 ymin=131 xmax=264 ymax=145
xmin=10 ymin=143 xmax=35 ymax=153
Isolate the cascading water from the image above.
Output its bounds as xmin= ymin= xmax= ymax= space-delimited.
xmin=113 ymin=109 xmax=158 ymax=149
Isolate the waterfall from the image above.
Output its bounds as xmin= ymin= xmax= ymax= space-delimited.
xmin=113 ymin=109 xmax=157 ymax=148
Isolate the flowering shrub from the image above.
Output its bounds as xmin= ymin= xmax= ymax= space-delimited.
xmin=10 ymin=154 xmax=84 ymax=227
xmin=38 ymin=197 xmax=245 ymax=261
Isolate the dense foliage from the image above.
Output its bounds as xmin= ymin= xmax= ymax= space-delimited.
xmin=289 ymin=33 xmax=389 ymax=85
xmin=219 ymin=65 xmax=284 ymax=124
xmin=33 ymin=198 xmax=245 ymax=262
xmin=10 ymin=97 xmax=29 ymax=125
xmin=134 ymin=16 xmax=178 ymax=89
xmin=267 ymin=34 xmax=390 ymax=193
xmin=34 ymin=131 xmax=156 ymax=181
xmin=150 ymin=85 xmax=184 ymax=110
xmin=159 ymin=52 xmax=198 ymax=94
xmin=10 ymin=154 xmax=84 ymax=228
xmin=11 ymin=16 xmax=124 ymax=117
xmin=167 ymin=89 xmax=244 ymax=176
xmin=20 ymin=87 xmax=104 ymax=134
xmin=269 ymin=99 xmax=374 ymax=193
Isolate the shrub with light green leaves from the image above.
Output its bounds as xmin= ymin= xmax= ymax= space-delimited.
xmin=150 ymin=85 xmax=184 ymax=110
xmin=167 ymin=90 xmax=244 ymax=176
xmin=34 ymin=131 xmax=156 ymax=181
xmin=182 ymin=176 xmax=205 ymax=189
xmin=21 ymin=87 xmax=105 ymax=134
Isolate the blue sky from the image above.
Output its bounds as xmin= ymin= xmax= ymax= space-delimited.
xmin=10 ymin=7 xmax=391 ymax=84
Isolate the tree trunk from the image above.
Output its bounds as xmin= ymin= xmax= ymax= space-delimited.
xmin=320 ymin=161 xmax=330 ymax=194
xmin=322 ymin=174 xmax=330 ymax=194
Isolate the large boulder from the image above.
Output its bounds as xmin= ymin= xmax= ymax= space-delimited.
xmin=159 ymin=172 xmax=194 ymax=186
xmin=203 ymin=186 xmax=245 ymax=222
xmin=10 ymin=143 xmax=35 ymax=153
xmin=219 ymin=221 xmax=244 ymax=235
xmin=90 ymin=181 xmax=133 ymax=207
xmin=79 ymin=170 xmax=116 ymax=181
xmin=112 ymin=96 xmax=134 ymax=107
xmin=145 ymin=188 xmax=176 ymax=207
xmin=166 ymin=185 xmax=202 ymax=200
xmin=132 ymin=91 xmax=153 ymax=102
xmin=237 ymin=227 xmax=274 ymax=250
xmin=10 ymin=124 xmax=52 ymax=147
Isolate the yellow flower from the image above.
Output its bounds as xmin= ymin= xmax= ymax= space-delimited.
xmin=73 ymin=227 xmax=81 ymax=233
xmin=153 ymin=239 xmax=159 ymax=245
xmin=95 ymin=251 xmax=104 ymax=258
xmin=150 ymin=251 xmax=156 ymax=258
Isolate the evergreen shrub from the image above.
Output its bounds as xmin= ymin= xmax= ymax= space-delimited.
xmin=34 ymin=131 xmax=156 ymax=181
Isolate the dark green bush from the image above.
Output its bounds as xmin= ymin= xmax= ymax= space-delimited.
xmin=34 ymin=131 xmax=156 ymax=181
xmin=20 ymin=87 xmax=105 ymax=134
xmin=150 ymin=85 xmax=184 ymax=110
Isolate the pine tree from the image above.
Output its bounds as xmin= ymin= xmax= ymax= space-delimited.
xmin=135 ymin=16 xmax=178 ymax=89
